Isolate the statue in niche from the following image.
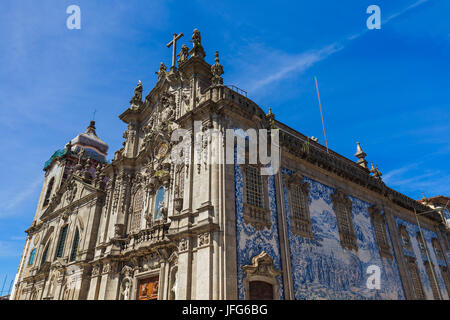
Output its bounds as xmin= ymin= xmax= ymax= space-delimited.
xmin=153 ymin=187 xmax=165 ymax=221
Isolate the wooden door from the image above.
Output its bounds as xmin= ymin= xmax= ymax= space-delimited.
xmin=249 ymin=281 xmax=273 ymax=300
xmin=138 ymin=276 xmax=159 ymax=300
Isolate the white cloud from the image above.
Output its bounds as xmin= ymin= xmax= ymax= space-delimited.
xmin=0 ymin=176 xmax=42 ymax=218
xmin=235 ymin=0 xmax=430 ymax=94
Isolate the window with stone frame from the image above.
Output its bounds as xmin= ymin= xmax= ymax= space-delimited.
xmin=41 ymin=243 xmax=49 ymax=266
xmin=368 ymin=206 xmax=392 ymax=259
xmin=56 ymin=225 xmax=68 ymax=258
xmin=285 ymin=173 xmax=312 ymax=238
xmin=432 ymin=238 xmax=444 ymax=261
xmin=416 ymin=233 xmax=427 ymax=256
xmin=331 ymin=189 xmax=357 ymax=251
xmin=130 ymin=188 xmax=144 ymax=233
xmin=28 ymin=248 xmax=37 ymax=266
xmin=407 ymin=257 xmax=425 ymax=299
xmin=242 ymin=165 xmax=271 ymax=231
xmin=43 ymin=177 xmax=55 ymax=207
xmin=399 ymin=225 xmax=412 ymax=250
xmin=69 ymin=228 xmax=80 ymax=262
xmin=439 ymin=266 xmax=450 ymax=294
xmin=424 ymin=261 xmax=441 ymax=300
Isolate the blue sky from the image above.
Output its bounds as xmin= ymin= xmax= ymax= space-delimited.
xmin=0 ymin=0 xmax=449 ymax=291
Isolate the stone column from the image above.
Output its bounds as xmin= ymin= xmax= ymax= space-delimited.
xmin=87 ymin=264 xmax=101 ymax=300
xmin=195 ymin=232 xmax=213 ymax=299
xmin=176 ymin=237 xmax=192 ymax=299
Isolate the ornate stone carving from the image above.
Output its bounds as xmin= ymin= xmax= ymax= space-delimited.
xmin=198 ymin=232 xmax=210 ymax=247
xmin=242 ymin=251 xmax=282 ymax=278
xmin=91 ymin=264 xmax=101 ymax=277
xmin=179 ymin=238 xmax=188 ymax=252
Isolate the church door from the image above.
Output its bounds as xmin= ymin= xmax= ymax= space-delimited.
xmin=249 ymin=281 xmax=273 ymax=300
xmin=137 ymin=276 xmax=159 ymax=300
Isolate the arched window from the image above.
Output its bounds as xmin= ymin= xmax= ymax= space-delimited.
xmin=41 ymin=244 xmax=49 ymax=266
xmin=28 ymin=249 xmax=37 ymax=266
xmin=153 ymin=187 xmax=165 ymax=221
xmin=70 ymin=228 xmax=80 ymax=262
xmin=56 ymin=225 xmax=68 ymax=258
xmin=131 ymin=188 xmax=144 ymax=232
xmin=43 ymin=177 xmax=55 ymax=207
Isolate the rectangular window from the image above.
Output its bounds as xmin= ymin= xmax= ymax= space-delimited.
xmin=439 ymin=266 xmax=450 ymax=294
xmin=245 ymin=166 xmax=264 ymax=208
xmin=331 ymin=190 xmax=357 ymax=251
xmin=289 ymin=183 xmax=313 ymax=238
xmin=243 ymin=166 xmax=271 ymax=231
xmin=56 ymin=225 xmax=68 ymax=258
xmin=407 ymin=258 xmax=425 ymax=299
xmin=369 ymin=207 xmax=392 ymax=259
xmin=424 ymin=261 xmax=441 ymax=300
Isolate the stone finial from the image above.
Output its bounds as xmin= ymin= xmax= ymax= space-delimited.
xmin=211 ymin=51 xmax=224 ymax=85
xmin=355 ymin=142 xmax=368 ymax=169
xmin=370 ymin=162 xmax=382 ymax=180
xmin=189 ymin=29 xmax=206 ymax=59
xmin=266 ymin=107 xmax=275 ymax=128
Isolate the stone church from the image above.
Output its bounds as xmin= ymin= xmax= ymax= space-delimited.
xmin=11 ymin=29 xmax=450 ymax=300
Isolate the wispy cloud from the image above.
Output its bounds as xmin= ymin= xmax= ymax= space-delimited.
xmin=1 ymin=176 xmax=42 ymax=218
xmin=240 ymin=0 xmax=430 ymax=93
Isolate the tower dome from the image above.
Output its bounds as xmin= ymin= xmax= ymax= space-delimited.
xmin=69 ymin=121 xmax=109 ymax=162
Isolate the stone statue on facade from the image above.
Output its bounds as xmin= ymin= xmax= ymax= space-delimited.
xmin=156 ymin=62 xmax=167 ymax=80
xmin=189 ymin=29 xmax=206 ymax=59
xmin=177 ymin=44 xmax=190 ymax=65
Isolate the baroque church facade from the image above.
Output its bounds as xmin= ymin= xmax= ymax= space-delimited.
xmin=11 ymin=29 xmax=450 ymax=300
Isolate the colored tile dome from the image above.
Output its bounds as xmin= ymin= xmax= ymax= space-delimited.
xmin=70 ymin=121 xmax=108 ymax=158
xmin=43 ymin=121 xmax=108 ymax=170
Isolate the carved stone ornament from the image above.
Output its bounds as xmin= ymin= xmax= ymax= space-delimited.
xmin=121 ymin=265 xmax=134 ymax=278
xmin=91 ymin=264 xmax=101 ymax=277
xmin=242 ymin=251 xmax=282 ymax=278
xmin=198 ymin=232 xmax=210 ymax=247
xmin=179 ymin=238 xmax=188 ymax=252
